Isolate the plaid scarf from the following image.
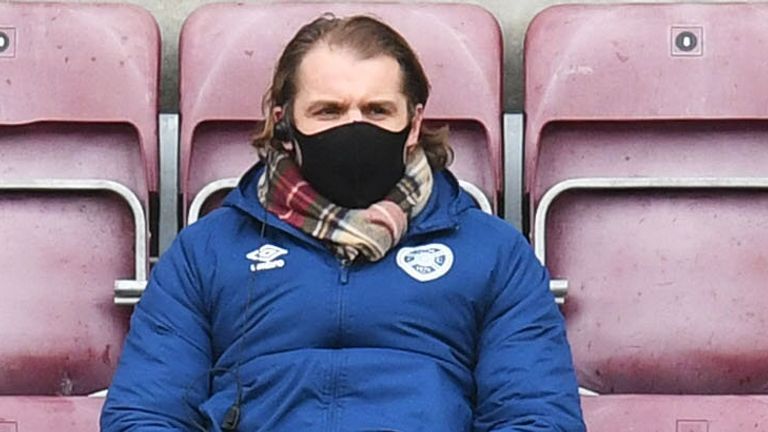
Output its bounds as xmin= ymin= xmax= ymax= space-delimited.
xmin=257 ymin=146 xmax=433 ymax=262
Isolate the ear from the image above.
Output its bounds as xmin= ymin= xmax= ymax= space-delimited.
xmin=272 ymin=106 xmax=295 ymax=152
xmin=273 ymin=106 xmax=283 ymax=119
xmin=405 ymin=104 xmax=424 ymax=151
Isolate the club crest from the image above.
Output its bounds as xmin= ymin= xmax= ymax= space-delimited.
xmin=396 ymin=243 xmax=454 ymax=282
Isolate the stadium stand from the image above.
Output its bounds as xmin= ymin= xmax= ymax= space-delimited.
xmin=0 ymin=1 xmax=159 ymax=428
xmin=9 ymin=1 xmax=768 ymax=429
xmin=525 ymin=3 xmax=768 ymax=430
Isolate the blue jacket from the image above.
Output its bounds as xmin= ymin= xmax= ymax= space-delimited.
xmin=101 ymin=164 xmax=585 ymax=431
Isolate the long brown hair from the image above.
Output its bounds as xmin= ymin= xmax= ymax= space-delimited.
xmin=252 ymin=14 xmax=451 ymax=170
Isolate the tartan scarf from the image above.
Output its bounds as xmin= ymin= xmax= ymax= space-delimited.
xmin=257 ymin=146 xmax=433 ymax=262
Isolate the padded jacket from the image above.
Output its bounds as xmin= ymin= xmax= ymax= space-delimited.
xmin=101 ymin=164 xmax=585 ymax=431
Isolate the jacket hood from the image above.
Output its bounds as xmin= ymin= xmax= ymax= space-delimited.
xmin=222 ymin=161 xmax=478 ymax=239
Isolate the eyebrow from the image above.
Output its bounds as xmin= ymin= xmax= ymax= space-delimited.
xmin=305 ymin=100 xmax=344 ymax=111
xmin=363 ymin=100 xmax=399 ymax=111
xmin=304 ymin=99 xmax=401 ymax=113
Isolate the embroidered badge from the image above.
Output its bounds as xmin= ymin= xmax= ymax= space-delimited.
xmin=246 ymin=244 xmax=288 ymax=272
xmin=396 ymin=243 xmax=454 ymax=282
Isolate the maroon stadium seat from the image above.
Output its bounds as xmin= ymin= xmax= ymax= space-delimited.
xmin=525 ymin=3 xmax=768 ymax=429
xmin=0 ymin=397 xmax=103 ymax=432
xmin=582 ymin=395 xmax=768 ymax=432
xmin=0 ymin=2 xmax=158 ymax=429
xmin=179 ymin=2 xmax=501 ymax=223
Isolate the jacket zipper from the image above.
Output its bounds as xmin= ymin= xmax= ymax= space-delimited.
xmin=338 ymin=258 xmax=350 ymax=285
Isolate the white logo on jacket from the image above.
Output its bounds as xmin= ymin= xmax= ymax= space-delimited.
xmin=396 ymin=243 xmax=454 ymax=282
xmin=247 ymin=244 xmax=288 ymax=272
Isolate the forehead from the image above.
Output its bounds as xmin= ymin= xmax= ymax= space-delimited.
xmin=295 ymin=43 xmax=405 ymax=103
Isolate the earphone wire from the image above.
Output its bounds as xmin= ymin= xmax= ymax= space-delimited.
xmin=220 ymin=254 xmax=257 ymax=430
xmin=180 ymin=366 xmax=242 ymax=432
xmin=220 ymin=148 xmax=272 ymax=429
xmin=179 ymin=114 xmax=288 ymax=430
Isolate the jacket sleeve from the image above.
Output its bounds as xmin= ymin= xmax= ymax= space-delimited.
xmin=473 ymin=232 xmax=585 ymax=432
xmin=101 ymin=231 xmax=212 ymax=432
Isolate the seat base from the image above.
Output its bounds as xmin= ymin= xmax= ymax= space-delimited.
xmin=0 ymin=396 xmax=103 ymax=432
xmin=583 ymin=394 xmax=768 ymax=431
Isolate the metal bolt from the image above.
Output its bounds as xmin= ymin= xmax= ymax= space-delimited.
xmin=675 ymin=31 xmax=698 ymax=52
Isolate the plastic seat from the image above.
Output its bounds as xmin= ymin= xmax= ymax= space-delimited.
xmin=179 ymin=2 xmax=501 ymax=223
xmin=0 ymin=1 xmax=159 ymax=426
xmin=0 ymin=397 xmax=103 ymax=432
xmin=525 ymin=3 xmax=768 ymax=429
xmin=582 ymin=395 xmax=768 ymax=432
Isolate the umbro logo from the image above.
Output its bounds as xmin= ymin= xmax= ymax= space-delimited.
xmin=246 ymin=244 xmax=288 ymax=272
xmin=396 ymin=243 xmax=454 ymax=282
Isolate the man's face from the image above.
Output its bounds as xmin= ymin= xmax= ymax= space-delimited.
xmin=287 ymin=43 xmax=422 ymax=148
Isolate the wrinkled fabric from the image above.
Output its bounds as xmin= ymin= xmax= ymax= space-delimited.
xmin=101 ymin=164 xmax=586 ymax=432
xmin=258 ymin=146 xmax=432 ymax=262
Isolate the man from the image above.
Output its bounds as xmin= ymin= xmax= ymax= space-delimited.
xmin=102 ymin=14 xmax=585 ymax=431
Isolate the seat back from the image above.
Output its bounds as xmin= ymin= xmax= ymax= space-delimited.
xmin=0 ymin=2 xmax=159 ymax=395
xmin=525 ymin=3 xmax=768 ymax=396
xmin=0 ymin=2 xmax=159 ymax=198
xmin=179 ymin=2 xmax=502 ymax=222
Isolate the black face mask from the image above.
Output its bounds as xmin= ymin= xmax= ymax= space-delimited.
xmin=293 ymin=121 xmax=410 ymax=209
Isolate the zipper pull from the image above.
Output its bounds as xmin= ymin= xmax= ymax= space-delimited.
xmin=339 ymin=258 xmax=350 ymax=285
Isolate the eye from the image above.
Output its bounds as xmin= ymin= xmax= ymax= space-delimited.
xmin=314 ymin=106 xmax=341 ymax=119
xmin=366 ymin=105 xmax=391 ymax=118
